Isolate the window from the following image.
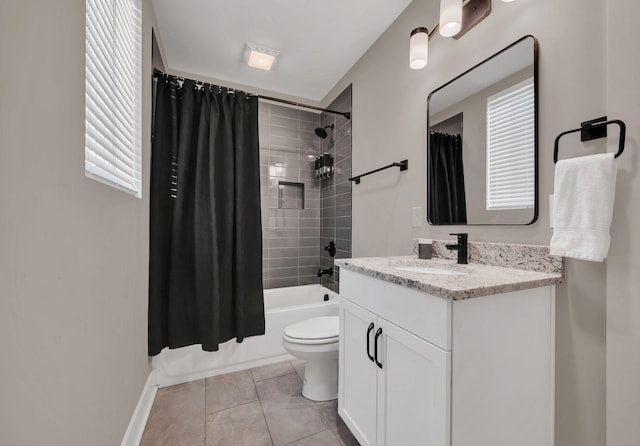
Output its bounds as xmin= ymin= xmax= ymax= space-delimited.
xmin=486 ymin=77 xmax=535 ymax=210
xmin=85 ymin=0 xmax=142 ymax=197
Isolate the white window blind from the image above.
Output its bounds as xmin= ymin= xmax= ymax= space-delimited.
xmin=486 ymin=77 xmax=535 ymax=210
xmin=85 ymin=0 xmax=142 ymax=197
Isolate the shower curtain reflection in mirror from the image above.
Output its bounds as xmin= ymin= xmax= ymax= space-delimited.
xmin=428 ymin=131 xmax=467 ymax=225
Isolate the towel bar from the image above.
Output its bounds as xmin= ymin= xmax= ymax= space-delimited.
xmin=349 ymin=160 xmax=408 ymax=184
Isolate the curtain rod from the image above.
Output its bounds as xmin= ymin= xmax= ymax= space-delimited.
xmin=153 ymin=69 xmax=351 ymax=120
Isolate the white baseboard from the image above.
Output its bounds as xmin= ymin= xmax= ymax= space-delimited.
xmin=120 ymin=370 xmax=157 ymax=446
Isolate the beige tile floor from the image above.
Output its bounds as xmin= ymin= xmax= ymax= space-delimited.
xmin=141 ymin=359 xmax=360 ymax=446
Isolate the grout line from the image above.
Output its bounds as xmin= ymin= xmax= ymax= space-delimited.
xmin=281 ymin=429 xmax=337 ymax=446
xmin=206 ymin=398 xmax=261 ymax=416
xmin=203 ymin=378 xmax=207 ymax=445
xmin=251 ymin=363 xmax=297 ymax=383
xmin=254 ymin=373 xmax=276 ymax=446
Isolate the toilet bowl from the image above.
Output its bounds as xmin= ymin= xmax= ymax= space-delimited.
xmin=282 ymin=316 xmax=339 ymax=401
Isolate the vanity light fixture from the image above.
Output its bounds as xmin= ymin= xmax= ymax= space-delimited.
xmin=439 ymin=0 xmax=463 ymax=37
xmin=410 ymin=27 xmax=430 ymax=70
xmin=244 ymin=42 xmax=280 ymax=71
xmin=410 ymin=0 xmax=492 ymax=70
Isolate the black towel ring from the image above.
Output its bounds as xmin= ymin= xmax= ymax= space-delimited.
xmin=554 ymin=117 xmax=626 ymax=164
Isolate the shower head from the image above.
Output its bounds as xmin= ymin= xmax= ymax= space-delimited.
xmin=314 ymin=124 xmax=334 ymax=139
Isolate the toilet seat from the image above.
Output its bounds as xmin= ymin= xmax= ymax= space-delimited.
xmin=283 ymin=316 xmax=339 ymax=345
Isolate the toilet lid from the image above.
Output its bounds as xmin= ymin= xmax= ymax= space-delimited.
xmin=284 ymin=316 xmax=339 ymax=341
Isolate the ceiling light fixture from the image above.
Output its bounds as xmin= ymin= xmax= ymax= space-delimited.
xmin=410 ymin=0 xmax=492 ymax=70
xmin=244 ymin=42 xmax=280 ymax=71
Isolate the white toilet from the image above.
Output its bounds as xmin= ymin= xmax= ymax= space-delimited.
xmin=282 ymin=316 xmax=340 ymax=401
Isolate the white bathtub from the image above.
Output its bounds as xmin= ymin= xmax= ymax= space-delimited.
xmin=152 ymin=284 xmax=339 ymax=387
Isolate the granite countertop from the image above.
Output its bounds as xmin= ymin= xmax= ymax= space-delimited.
xmin=335 ymin=256 xmax=563 ymax=300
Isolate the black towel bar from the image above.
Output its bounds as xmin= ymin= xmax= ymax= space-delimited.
xmin=554 ymin=117 xmax=626 ymax=164
xmin=349 ymin=160 xmax=408 ymax=184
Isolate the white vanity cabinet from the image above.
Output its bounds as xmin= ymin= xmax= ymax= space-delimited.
xmin=338 ymin=268 xmax=555 ymax=446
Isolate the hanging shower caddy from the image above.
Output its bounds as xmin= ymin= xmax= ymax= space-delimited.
xmin=314 ymin=153 xmax=335 ymax=179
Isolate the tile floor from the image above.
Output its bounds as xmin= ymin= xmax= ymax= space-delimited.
xmin=141 ymin=359 xmax=360 ymax=446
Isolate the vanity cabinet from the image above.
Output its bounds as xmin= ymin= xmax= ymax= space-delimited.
xmin=339 ymin=291 xmax=449 ymax=446
xmin=338 ymin=269 xmax=555 ymax=446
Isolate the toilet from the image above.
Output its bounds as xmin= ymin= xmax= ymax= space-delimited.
xmin=282 ymin=316 xmax=340 ymax=402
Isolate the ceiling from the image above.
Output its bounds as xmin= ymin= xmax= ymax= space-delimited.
xmin=152 ymin=0 xmax=413 ymax=102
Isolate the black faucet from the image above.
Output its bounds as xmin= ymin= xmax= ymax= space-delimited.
xmin=445 ymin=233 xmax=468 ymax=264
xmin=317 ymin=267 xmax=334 ymax=277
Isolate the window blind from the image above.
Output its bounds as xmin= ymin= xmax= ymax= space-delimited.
xmin=85 ymin=0 xmax=142 ymax=197
xmin=486 ymin=77 xmax=535 ymax=210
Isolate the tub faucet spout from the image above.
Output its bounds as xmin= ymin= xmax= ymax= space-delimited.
xmin=317 ymin=267 xmax=334 ymax=277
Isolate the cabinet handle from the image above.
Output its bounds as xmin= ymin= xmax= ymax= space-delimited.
xmin=374 ymin=327 xmax=383 ymax=369
xmin=366 ymin=323 xmax=375 ymax=362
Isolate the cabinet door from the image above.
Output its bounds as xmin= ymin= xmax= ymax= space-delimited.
xmin=377 ymin=318 xmax=451 ymax=446
xmin=339 ymin=299 xmax=378 ymax=446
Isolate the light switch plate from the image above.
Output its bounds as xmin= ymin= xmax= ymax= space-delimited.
xmin=412 ymin=207 xmax=422 ymax=228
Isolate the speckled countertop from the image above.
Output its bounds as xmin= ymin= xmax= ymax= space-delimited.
xmin=335 ymin=256 xmax=563 ymax=300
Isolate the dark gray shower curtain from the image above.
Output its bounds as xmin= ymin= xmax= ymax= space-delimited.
xmin=148 ymin=75 xmax=264 ymax=356
xmin=428 ymin=131 xmax=467 ymax=225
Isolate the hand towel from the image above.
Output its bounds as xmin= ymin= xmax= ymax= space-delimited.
xmin=550 ymin=153 xmax=617 ymax=261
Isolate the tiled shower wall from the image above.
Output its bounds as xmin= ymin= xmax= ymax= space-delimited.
xmin=319 ymin=85 xmax=353 ymax=292
xmin=259 ymin=103 xmax=322 ymax=289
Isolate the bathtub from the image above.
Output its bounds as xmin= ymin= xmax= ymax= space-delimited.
xmin=152 ymin=284 xmax=339 ymax=387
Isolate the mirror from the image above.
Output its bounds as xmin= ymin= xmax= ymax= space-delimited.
xmin=427 ymin=35 xmax=538 ymax=225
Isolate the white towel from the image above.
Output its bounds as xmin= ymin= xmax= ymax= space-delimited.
xmin=550 ymin=153 xmax=617 ymax=262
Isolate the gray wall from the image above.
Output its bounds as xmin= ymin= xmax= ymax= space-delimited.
xmin=606 ymin=1 xmax=640 ymax=445
xmin=319 ymin=86 xmax=353 ymax=292
xmin=259 ymin=103 xmax=322 ymax=289
xmin=323 ymin=1 xmax=607 ymax=445
xmin=0 ymin=0 xmax=158 ymax=444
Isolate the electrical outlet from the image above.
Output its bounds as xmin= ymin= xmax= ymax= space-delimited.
xmin=412 ymin=207 xmax=422 ymax=228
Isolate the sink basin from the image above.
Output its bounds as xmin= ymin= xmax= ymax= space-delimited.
xmin=393 ymin=266 xmax=464 ymax=276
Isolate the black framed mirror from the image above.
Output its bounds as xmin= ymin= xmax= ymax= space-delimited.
xmin=427 ymin=35 xmax=538 ymax=225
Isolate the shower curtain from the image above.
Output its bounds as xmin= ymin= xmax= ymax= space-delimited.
xmin=428 ymin=131 xmax=467 ymax=225
xmin=148 ymin=75 xmax=264 ymax=356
